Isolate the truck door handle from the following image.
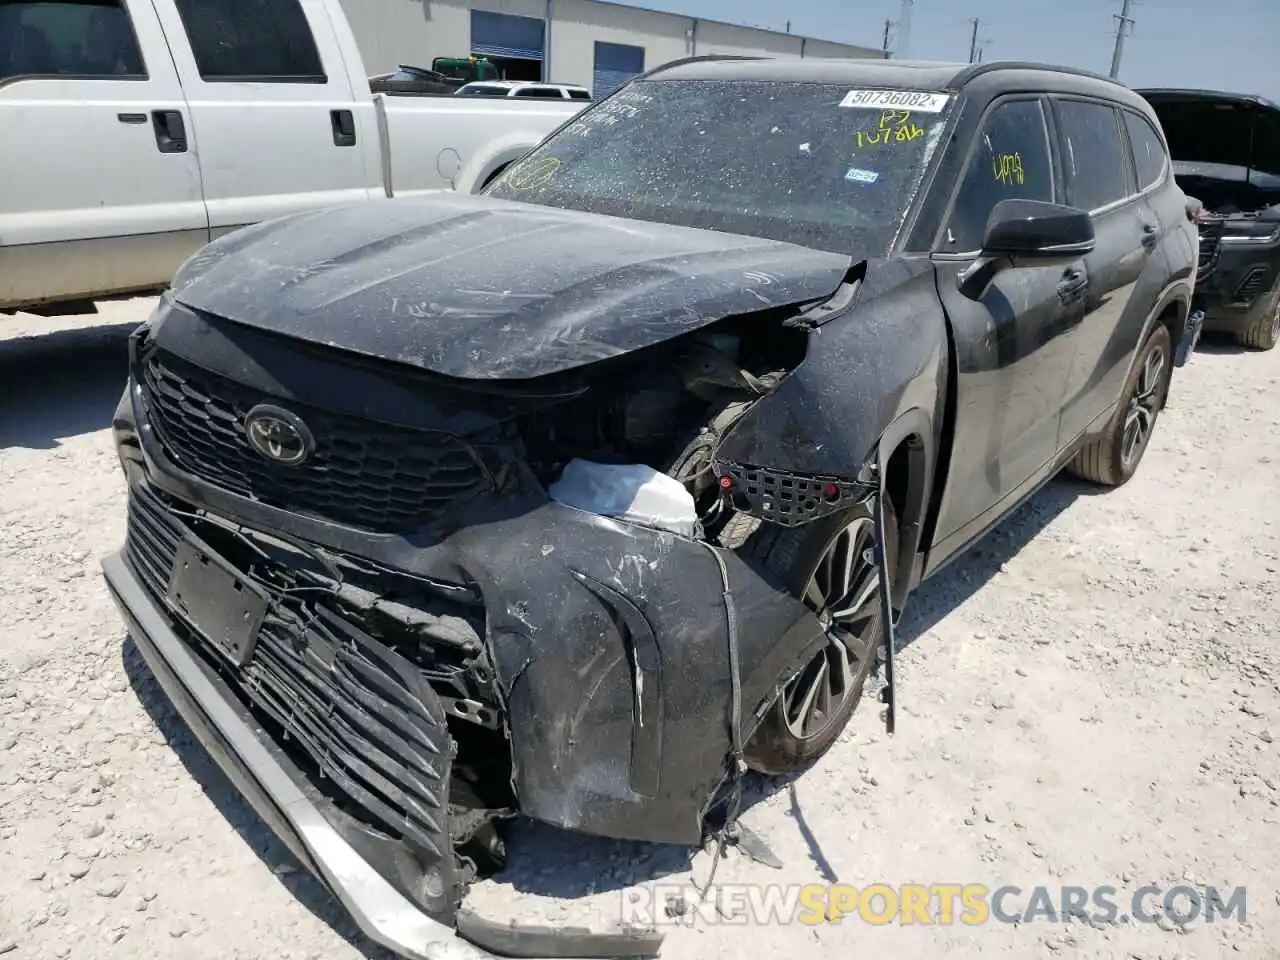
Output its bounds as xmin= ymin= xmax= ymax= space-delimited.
xmin=330 ymin=109 xmax=356 ymax=147
xmin=151 ymin=110 xmax=187 ymax=153
xmin=1057 ymin=268 xmax=1087 ymax=303
xmin=1141 ymin=222 xmax=1159 ymax=249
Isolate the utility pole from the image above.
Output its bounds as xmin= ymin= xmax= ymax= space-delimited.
xmin=1109 ymin=0 xmax=1135 ymax=79
xmin=897 ymin=0 xmax=914 ymax=59
xmin=968 ymin=18 xmax=980 ymax=63
xmin=882 ymin=18 xmax=894 ymax=55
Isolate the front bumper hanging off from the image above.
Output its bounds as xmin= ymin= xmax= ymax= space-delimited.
xmin=103 ymin=551 xmax=667 ymax=960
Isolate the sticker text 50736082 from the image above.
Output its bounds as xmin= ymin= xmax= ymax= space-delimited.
xmin=839 ymin=89 xmax=951 ymax=113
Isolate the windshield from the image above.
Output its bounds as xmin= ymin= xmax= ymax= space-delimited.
xmin=485 ymin=79 xmax=951 ymax=255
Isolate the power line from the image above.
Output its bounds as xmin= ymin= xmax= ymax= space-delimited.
xmin=1109 ymin=0 xmax=1136 ymax=79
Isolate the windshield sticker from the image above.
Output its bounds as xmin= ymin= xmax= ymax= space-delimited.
xmin=855 ymin=108 xmax=927 ymax=148
xmin=844 ymin=167 xmax=880 ymax=184
xmin=993 ymin=152 xmax=1026 ymax=185
xmin=502 ymin=156 xmax=561 ymax=190
xmin=840 ymin=89 xmax=950 ymax=113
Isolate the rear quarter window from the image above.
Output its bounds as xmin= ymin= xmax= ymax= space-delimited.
xmin=1123 ymin=110 xmax=1169 ymax=190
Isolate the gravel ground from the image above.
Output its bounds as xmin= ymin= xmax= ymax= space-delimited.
xmin=1 ymin=300 xmax=1278 ymax=960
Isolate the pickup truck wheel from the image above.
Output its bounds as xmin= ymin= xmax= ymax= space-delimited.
xmin=1067 ymin=323 xmax=1172 ymax=487
xmin=741 ymin=496 xmax=898 ymax=776
xmin=1235 ymin=289 xmax=1280 ymax=351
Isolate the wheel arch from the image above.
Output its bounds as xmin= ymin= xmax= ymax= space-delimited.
xmin=452 ymin=135 xmax=544 ymax=194
xmin=876 ymin=405 xmax=938 ymax=609
xmin=1131 ymin=278 xmax=1193 ymax=387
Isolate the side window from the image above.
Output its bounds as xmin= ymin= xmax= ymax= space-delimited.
xmin=1123 ymin=110 xmax=1168 ymax=191
xmin=172 ymin=0 xmax=325 ymax=82
xmin=514 ymin=88 xmax=567 ymax=99
xmin=944 ymin=99 xmax=1055 ymax=252
xmin=0 ymin=0 xmax=145 ymax=81
xmin=1056 ymin=100 xmax=1132 ymax=211
xmin=568 ymin=90 xmax=592 ymax=101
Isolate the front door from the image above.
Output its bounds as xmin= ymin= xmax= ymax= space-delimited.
xmin=930 ymin=96 xmax=1086 ymax=551
xmin=0 ymin=0 xmax=208 ymax=306
xmin=149 ymin=0 xmax=377 ymax=236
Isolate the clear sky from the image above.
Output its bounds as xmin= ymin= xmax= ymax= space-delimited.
xmin=617 ymin=0 xmax=1280 ymax=102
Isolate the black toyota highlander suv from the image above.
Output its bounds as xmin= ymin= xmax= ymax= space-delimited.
xmin=103 ymin=57 xmax=1198 ymax=959
xmin=1139 ymin=88 xmax=1280 ymax=352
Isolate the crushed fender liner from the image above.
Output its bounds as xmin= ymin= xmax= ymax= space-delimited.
xmin=102 ymin=549 xmax=665 ymax=960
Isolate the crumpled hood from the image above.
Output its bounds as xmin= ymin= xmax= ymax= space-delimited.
xmin=170 ymin=193 xmax=853 ymax=380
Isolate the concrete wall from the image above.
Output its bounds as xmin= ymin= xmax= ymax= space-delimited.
xmin=339 ymin=0 xmax=883 ymax=83
xmin=547 ymin=0 xmax=688 ymax=89
xmin=693 ymin=19 xmax=803 ymax=58
xmin=805 ymin=37 xmax=880 ymax=59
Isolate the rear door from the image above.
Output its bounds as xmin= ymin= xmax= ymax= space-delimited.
xmin=0 ymin=0 xmax=207 ymax=305
xmin=150 ymin=0 xmax=377 ymax=236
xmin=1051 ymin=96 xmax=1166 ymax=445
xmin=931 ymin=95 xmax=1086 ymax=548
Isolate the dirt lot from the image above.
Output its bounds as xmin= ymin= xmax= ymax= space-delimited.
xmin=1 ymin=300 xmax=1278 ymax=960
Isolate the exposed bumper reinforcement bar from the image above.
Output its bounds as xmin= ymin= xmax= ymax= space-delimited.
xmin=102 ymin=550 xmax=664 ymax=960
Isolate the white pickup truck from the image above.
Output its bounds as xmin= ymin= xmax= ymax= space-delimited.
xmin=0 ymin=0 xmax=584 ymax=314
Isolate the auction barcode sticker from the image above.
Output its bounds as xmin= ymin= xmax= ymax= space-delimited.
xmin=839 ymin=89 xmax=951 ymax=113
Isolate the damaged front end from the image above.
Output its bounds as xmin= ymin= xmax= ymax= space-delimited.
xmin=105 ymin=259 xmax=863 ymax=954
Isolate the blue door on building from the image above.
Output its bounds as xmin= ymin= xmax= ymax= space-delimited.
xmin=592 ymin=41 xmax=645 ymax=99
xmin=470 ymin=10 xmax=546 ymax=77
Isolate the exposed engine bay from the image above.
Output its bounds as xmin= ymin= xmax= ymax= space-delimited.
xmin=514 ymin=310 xmax=809 ymax=535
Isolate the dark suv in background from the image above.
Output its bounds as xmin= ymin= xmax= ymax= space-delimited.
xmin=1139 ymin=88 xmax=1280 ymax=351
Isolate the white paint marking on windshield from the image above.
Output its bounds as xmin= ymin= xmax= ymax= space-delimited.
xmin=839 ymin=89 xmax=951 ymax=113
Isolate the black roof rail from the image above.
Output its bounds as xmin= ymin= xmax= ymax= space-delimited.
xmin=952 ymin=59 xmax=1122 ymax=89
xmin=635 ymin=54 xmax=767 ymax=82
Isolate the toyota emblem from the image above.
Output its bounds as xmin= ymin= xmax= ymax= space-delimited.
xmin=242 ymin=404 xmax=315 ymax=467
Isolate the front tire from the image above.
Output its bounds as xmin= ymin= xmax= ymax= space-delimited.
xmin=1067 ymin=323 xmax=1172 ymax=487
xmin=1235 ymin=287 xmax=1280 ymax=351
xmin=740 ymin=497 xmax=898 ymax=776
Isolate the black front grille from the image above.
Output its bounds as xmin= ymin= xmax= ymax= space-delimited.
xmin=125 ymin=485 xmax=454 ymax=862
xmin=141 ymin=350 xmax=495 ymax=533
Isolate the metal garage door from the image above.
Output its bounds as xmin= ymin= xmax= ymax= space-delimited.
xmin=470 ymin=10 xmax=545 ymax=62
xmin=592 ymin=41 xmax=645 ymax=99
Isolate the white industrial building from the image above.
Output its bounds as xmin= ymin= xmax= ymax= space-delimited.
xmin=340 ymin=0 xmax=885 ymax=99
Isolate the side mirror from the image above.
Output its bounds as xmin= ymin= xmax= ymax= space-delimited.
xmin=982 ymin=198 xmax=1096 ymax=259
